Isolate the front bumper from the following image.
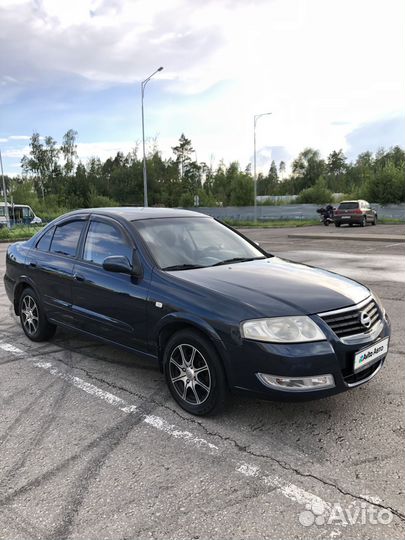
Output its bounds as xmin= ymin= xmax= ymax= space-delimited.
xmin=223 ymin=313 xmax=391 ymax=401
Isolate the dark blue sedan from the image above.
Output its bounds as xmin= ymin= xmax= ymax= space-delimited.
xmin=4 ymin=208 xmax=391 ymax=415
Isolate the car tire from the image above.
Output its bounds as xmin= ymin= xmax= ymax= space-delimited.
xmin=335 ymin=222 xmax=341 ymax=228
xmin=349 ymin=223 xmax=353 ymax=227
xmin=372 ymin=217 xmax=377 ymax=226
xmin=360 ymin=216 xmax=366 ymax=227
xmin=19 ymin=287 xmax=56 ymax=342
xmin=163 ymin=329 xmax=227 ymax=416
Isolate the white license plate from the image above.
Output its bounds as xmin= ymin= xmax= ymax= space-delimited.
xmin=354 ymin=337 xmax=389 ymax=372
xmin=341 ymin=215 xmax=351 ymax=219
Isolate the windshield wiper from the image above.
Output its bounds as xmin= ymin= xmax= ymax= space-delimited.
xmin=162 ymin=264 xmax=205 ymax=271
xmin=211 ymin=256 xmax=266 ymax=267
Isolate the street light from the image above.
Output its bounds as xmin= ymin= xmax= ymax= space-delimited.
xmin=141 ymin=66 xmax=163 ymax=207
xmin=253 ymin=112 xmax=272 ymax=222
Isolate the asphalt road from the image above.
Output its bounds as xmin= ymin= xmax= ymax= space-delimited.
xmin=0 ymin=227 xmax=404 ymax=540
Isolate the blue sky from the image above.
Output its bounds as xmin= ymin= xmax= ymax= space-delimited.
xmin=1 ymin=0 xmax=404 ymax=176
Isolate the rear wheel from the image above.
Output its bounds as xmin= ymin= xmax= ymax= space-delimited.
xmin=360 ymin=216 xmax=366 ymax=227
xmin=164 ymin=329 xmax=227 ymax=416
xmin=19 ymin=288 xmax=56 ymax=342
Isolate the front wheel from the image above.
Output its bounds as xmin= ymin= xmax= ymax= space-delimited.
xmin=335 ymin=222 xmax=341 ymax=228
xmin=163 ymin=330 xmax=227 ymax=415
xmin=372 ymin=217 xmax=377 ymax=225
xmin=19 ymin=288 xmax=56 ymax=342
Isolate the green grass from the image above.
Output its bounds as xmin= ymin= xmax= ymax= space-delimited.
xmin=378 ymin=218 xmax=405 ymax=224
xmin=223 ymin=219 xmax=320 ymax=228
xmin=0 ymin=226 xmax=44 ymax=241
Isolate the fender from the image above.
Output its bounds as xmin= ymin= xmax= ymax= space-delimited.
xmin=12 ymin=275 xmax=41 ymax=315
xmin=153 ymin=311 xmax=230 ymax=371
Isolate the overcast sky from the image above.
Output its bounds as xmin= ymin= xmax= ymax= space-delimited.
xmin=0 ymin=0 xmax=404 ymax=175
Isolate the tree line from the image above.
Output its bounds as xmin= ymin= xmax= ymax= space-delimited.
xmin=3 ymin=130 xmax=404 ymax=220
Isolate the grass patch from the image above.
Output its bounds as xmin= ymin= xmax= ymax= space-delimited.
xmin=223 ymin=219 xmax=319 ymax=228
xmin=378 ymin=218 xmax=405 ymax=224
xmin=0 ymin=226 xmax=44 ymax=241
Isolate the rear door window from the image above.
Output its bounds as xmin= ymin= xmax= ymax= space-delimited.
xmin=50 ymin=221 xmax=84 ymax=257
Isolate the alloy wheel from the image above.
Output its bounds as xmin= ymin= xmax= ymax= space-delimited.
xmin=169 ymin=343 xmax=211 ymax=405
xmin=21 ymin=295 xmax=39 ymax=336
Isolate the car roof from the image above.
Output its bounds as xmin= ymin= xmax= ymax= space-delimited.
xmin=64 ymin=207 xmax=209 ymax=221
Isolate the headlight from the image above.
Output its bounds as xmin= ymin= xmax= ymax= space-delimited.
xmin=241 ymin=316 xmax=326 ymax=343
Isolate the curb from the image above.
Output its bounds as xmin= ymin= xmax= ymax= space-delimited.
xmin=288 ymin=233 xmax=405 ymax=243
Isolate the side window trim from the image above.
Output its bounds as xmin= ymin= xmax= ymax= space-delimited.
xmin=49 ymin=217 xmax=88 ymax=259
xmin=80 ymin=217 xmax=134 ymax=267
xmin=35 ymin=226 xmax=56 ymax=252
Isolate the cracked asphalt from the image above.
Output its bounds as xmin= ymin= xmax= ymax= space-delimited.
xmin=0 ymin=226 xmax=404 ymax=540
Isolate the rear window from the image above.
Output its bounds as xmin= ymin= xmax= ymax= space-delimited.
xmin=50 ymin=221 xmax=84 ymax=257
xmin=36 ymin=227 xmax=55 ymax=252
xmin=338 ymin=202 xmax=359 ymax=210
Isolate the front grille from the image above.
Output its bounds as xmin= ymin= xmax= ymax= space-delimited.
xmin=319 ymin=298 xmax=381 ymax=339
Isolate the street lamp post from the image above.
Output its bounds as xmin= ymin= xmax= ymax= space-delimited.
xmin=141 ymin=66 xmax=163 ymax=207
xmin=253 ymin=112 xmax=272 ymax=222
xmin=0 ymin=148 xmax=10 ymax=228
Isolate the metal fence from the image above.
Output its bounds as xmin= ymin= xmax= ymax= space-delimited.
xmin=186 ymin=204 xmax=405 ymax=221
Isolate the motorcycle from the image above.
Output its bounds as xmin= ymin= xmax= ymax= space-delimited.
xmin=316 ymin=205 xmax=335 ymax=226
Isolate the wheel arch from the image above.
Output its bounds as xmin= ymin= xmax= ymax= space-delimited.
xmin=13 ymin=277 xmax=39 ymax=315
xmin=156 ymin=314 xmax=229 ymax=383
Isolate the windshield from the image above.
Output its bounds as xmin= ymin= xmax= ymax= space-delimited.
xmin=134 ymin=217 xmax=266 ymax=270
xmin=338 ymin=202 xmax=359 ymax=210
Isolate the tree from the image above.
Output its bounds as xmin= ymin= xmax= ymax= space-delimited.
xmin=326 ymin=150 xmax=347 ymax=191
xmin=292 ymin=148 xmax=325 ymax=192
xmin=21 ymin=132 xmax=60 ymax=200
xmin=172 ymin=134 xmax=194 ymax=178
xmin=61 ymin=129 xmax=78 ymax=176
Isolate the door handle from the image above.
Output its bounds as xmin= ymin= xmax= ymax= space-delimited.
xmin=73 ymin=273 xmax=85 ymax=282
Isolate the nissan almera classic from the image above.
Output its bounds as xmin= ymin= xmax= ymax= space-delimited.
xmin=4 ymin=208 xmax=390 ymax=415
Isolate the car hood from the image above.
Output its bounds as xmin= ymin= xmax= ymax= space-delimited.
xmin=171 ymin=257 xmax=370 ymax=317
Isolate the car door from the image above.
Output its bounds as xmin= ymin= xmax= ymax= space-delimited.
xmin=29 ymin=217 xmax=87 ymax=325
xmin=71 ymin=217 xmax=150 ymax=352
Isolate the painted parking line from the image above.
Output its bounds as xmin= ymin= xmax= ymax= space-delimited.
xmin=0 ymin=339 xmax=391 ymax=536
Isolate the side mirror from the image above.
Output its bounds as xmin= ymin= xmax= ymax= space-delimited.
xmin=103 ymin=255 xmax=132 ymax=275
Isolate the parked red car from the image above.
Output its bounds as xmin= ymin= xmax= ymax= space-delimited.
xmin=334 ymin=200 xmax=377 ymax=227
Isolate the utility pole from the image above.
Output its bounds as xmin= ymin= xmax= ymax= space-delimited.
xmin=141 ymin=66 xmax=163 ymax=207
xmin=0 ymin=148 xmax=10 ymax=228
xmin=253 ymin=112 xmax=272 ymax=222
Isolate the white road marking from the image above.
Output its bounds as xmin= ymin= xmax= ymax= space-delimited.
xmin=32 ymin=360 xmax=218 ymax=452
xmin=0 ymin=340 xmax=383 ymax=533
xmin=236 ymin=463 xmax=342 ymax=538
xmin=236 ymin=461 xmax=330 ymax=509
xmin=0 ymin=342 xmax=24 ymax=354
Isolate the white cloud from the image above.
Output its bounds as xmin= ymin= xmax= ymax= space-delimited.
xmin=0 ymin=0 xmax=403 ymax=172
